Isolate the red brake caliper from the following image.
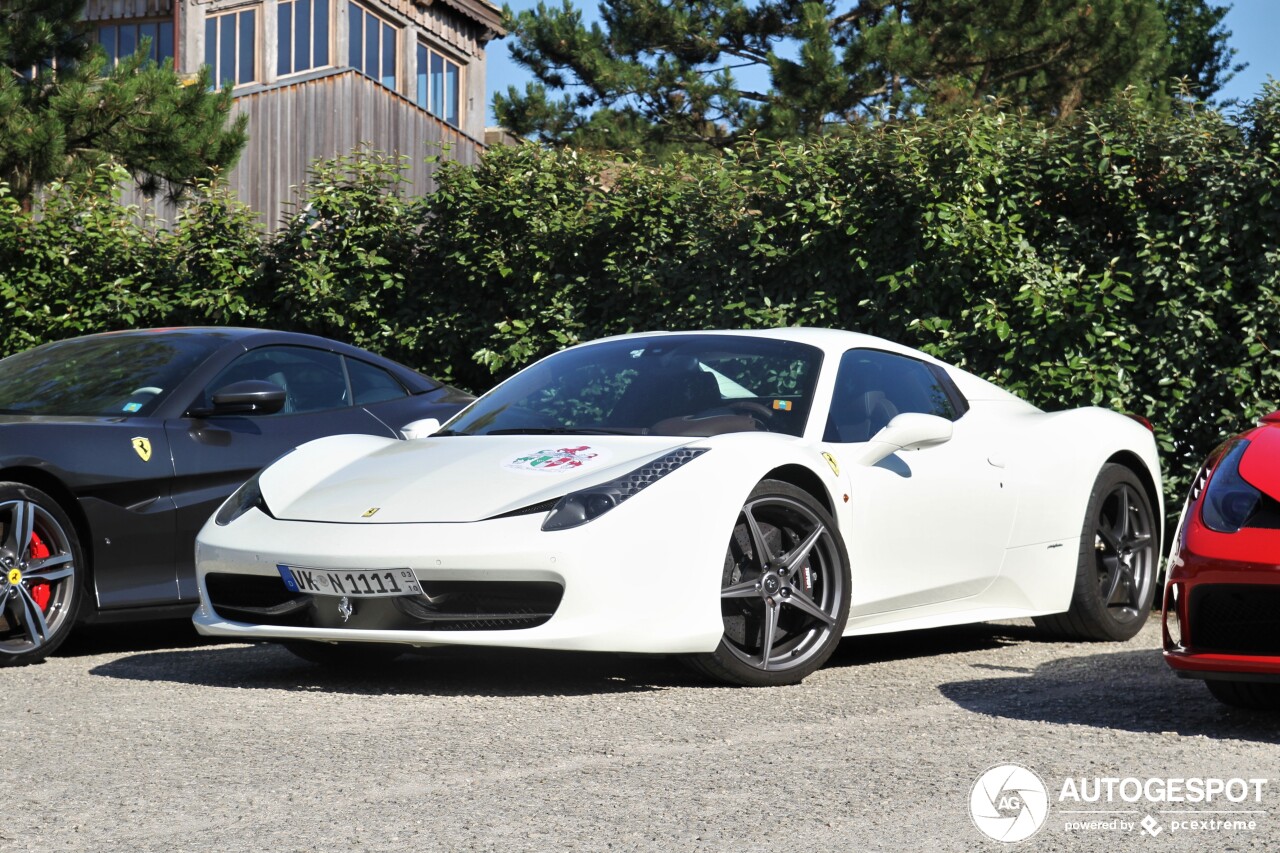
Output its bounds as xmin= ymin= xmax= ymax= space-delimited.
xmin=28 ymin=532 xmax=51 ymax=611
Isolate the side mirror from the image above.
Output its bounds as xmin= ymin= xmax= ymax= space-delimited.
xmin=207 ymin=380 xmax=287 ymax=416
xmin=856 ymin=413 xmax=953 ymax=466
xmin=400 ymin=417 xmax=442 ymax=439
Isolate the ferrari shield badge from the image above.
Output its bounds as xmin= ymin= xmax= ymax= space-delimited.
xmin=820 ymin=452 xmax=840 ymax=477
xmin=506 ymin=446 xmax=602 ymax=472
xmin=131 ymin=437 xmax=152 ymax=462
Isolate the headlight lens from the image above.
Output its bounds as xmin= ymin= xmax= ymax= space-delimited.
xmin=1200 ymin=440 xmax=1260 ymax=533
xmin=541 ymin=448 xmax=708 ymax=531
xmin=214 ymin=449 xmax=294 ymax=526
xmin=215 ymin=471 xmax=268 ymax=526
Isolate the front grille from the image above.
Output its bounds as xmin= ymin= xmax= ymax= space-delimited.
xmin=1189 ymin=584 xmax=1280 ymax=655
xmin=205 ymin=573 xmax=563 ymax=631
xmin=205 ymin=573 xmax=311 ymax=626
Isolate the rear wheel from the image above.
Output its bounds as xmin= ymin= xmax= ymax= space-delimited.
xmin=688 ymin=480 xmax=849 ymax=686
xmin=0 ymin=483 xmax=83 ymax=666
xmin=1205 ymin=679 xmax=1280 ymax=711
xmin=1034 ymin=464 xmax=1157 ymax=641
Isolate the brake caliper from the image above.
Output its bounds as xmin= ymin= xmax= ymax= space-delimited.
xmin=28 ymin=532 xmax=51 ymax=611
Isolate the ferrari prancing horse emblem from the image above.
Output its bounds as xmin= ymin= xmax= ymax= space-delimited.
xmin=131 ymin=437 xmax=152 ymax=462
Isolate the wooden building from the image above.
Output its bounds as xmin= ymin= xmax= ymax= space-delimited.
xmin=84 ymin=0 xmax=504 ymax=228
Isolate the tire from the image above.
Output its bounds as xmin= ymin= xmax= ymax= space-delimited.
xmin=0 ymin=483 xmax=83 ymax=666
xmin=1205 ymin=679 xmax=1280 ymax=711
xmin=1034 ymin=463 xmax=1157 ymax=641
xmin=281 ymin=640 xmax=405 ymax=667
xmin=687 ymin=480 xmax=850 ymax=686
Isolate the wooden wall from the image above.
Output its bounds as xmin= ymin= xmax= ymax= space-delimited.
xmin=122 ymin=69 xmax=486 ymax=231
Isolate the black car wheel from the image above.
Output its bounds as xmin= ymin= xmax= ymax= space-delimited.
xmin=1034 ymin=464 xmax=1157 ymax=641
xmin=1205 ymin=679 xmax=1280 ymax=711
xmin=281 ymin=640 xmax=405 ymax=667
xmin=0 ymin=483 xmax=83 ymax=666
xmin=688 ymin=480 xmax=850 ymax=686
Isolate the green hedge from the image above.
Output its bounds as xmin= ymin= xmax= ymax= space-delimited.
xmin=2 ymin=88 xmax=1279 ymax=516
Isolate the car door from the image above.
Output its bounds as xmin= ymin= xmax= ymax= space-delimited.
xmin=165 ymin=345 xmax=399 ymax=599
xmin=823 ymin=348 xmax=1016 ymax=616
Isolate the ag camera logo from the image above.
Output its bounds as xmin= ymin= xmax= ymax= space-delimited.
xmin=970 ymin=764 xmax=1050 ymax=842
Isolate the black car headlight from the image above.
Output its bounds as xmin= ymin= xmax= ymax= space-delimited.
xmin=1201 ymin=440 xmax=1259 ymax=534
xmin=541 ymin=448 xmax=708 ymax=531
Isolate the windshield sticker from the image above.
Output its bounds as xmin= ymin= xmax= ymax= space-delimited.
xmin=506 ymin=446 xmax=603 ymax=473
xmin=122 ymin=402 xmax=143 ymax=413
xmin=772 ymin=400 xmax=793 ymax=411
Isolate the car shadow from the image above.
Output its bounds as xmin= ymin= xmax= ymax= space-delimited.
xmin=89 ymin=642 xmax=710 ymax=697
xmin=939 ymin=647 xmax=1280 ymax=743
xmin=85 ymin=621 xmax=1040 ymax=698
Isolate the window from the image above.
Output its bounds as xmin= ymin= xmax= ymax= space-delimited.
xmin=205 ymin=347 xmax=348 ymax=415
xmin=347 ymin=358 xmax=408 ymax=405
xmin=446 ymin=335 xmax=822 ymax=438
xmin=348 ymin=2 xmax=397 ymax=90
xmin=824 ymin=349 xmax=967 ymax=443
xmin=205 ymin=7 xmax=258 ymax=88
xmin=277 ymin=0 xmax=330 ymax=76
xmin=98 ymin=20 xmax=174 ymax=67
xmin=415 ymin=42 xmax=461 ymax=127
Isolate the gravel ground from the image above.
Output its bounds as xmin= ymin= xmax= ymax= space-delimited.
xmin=4 ymin=618 xmax=1277 ymax=852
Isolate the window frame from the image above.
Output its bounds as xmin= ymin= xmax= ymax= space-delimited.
xmin=205 ymin=5 xmax=260 ymax=89
xmin=277 ymin=0 xmax=331 ymax=77
xmin=97 ymin=18 xmax=175 ymax=68
xmin=415 ymin=39 xmax=464 ymax=127
xmin=348 ymin=0 xmax=399 ymax=92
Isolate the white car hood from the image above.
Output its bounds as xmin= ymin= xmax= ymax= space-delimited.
xmin=260 ymin=434 xmax=694 ymax=523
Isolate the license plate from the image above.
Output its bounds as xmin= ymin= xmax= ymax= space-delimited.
xmin=277 ymin=565 xmax=422 ymax=597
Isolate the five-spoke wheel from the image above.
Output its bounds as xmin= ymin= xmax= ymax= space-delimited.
xmin=0 ymin=483 xmax=82 ymax=666
xmin=689 ymin=480 xmax=849 ymax=686
xmin=1034 ymin=464 xmax=1157 ymax=641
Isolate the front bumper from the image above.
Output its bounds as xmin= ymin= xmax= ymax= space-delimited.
xmin=1163 ymin=545 xmax=1280 ymax=682
xmin=193 ymin=503 xmax=729 ymax=655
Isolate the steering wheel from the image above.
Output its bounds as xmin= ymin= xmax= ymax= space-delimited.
xmin=130 ymin=386 xmax=163 ymax=396
xmin=727 ymin=401 xmax=773 ymax=419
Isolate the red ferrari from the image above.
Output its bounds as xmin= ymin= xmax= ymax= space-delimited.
xmin=1163 ymin=412 xmax=1280 ymax=709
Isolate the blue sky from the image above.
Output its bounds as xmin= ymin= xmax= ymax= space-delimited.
xmin=485 ymin=1 xmax=1279 ymax=125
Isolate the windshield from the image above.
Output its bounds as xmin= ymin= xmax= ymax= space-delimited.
xmin=447 ymin=334 xmax=823 ymax=438
xmin=0 ymin=332 xmax=226 ymax=417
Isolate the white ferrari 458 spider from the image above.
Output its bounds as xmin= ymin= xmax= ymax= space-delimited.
xmin=194 ymin=329 xmax=1163 ymax=685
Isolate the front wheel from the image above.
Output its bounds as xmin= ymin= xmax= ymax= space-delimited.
xmin=687 ymin=480 xmax=850 ymax=686
xmin=1034 ymin=464 xmax=1157 ymax=641
xmin=1205 ymin=679 xmax=1280 ymax=711
xmin=0 ymin=483 xmax=83 ymax=666
xmin=281 ymin=640 xmax=405 ymax=668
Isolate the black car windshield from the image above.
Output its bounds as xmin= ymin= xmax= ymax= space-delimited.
xmin=446 ymin=334 xmax=823 ymax=438
xmin=0 ymin=333 xmax=226 ymax=417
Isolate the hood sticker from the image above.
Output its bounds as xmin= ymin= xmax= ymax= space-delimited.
xmin=506 ymin=445 xmax=603 ymax=473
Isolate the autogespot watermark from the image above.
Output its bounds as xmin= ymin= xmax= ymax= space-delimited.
xmin=968 ymin=765 xmax=1269 ymax=843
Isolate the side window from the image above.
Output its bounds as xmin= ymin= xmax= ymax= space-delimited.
xmin=205 ymin=346 xmax=347 ymax=415
xmin=824 ymin=349 xmax=965 ymax=443
xmin=346 ymin=357 xmax=407 ymax=405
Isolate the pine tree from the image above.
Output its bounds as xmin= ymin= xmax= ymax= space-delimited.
xmin=495 ymin=0 xmax=1239 ymax=154
xmin=0 ymin=0 xmax=248 ymax=203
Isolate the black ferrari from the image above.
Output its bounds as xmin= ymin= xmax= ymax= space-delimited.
xmin=0 ymin=327 xmax=473 ymax=665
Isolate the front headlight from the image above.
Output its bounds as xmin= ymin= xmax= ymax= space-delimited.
xmin=541 ymin=448 xmax=708 ymax=531
xmin=1201 ymin=440 xmax=1259 ymax=533
xmin=214 ymin=471 xmax=269 ymax=526
xmin=214 ymin=449 xmax=294 ymax=526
